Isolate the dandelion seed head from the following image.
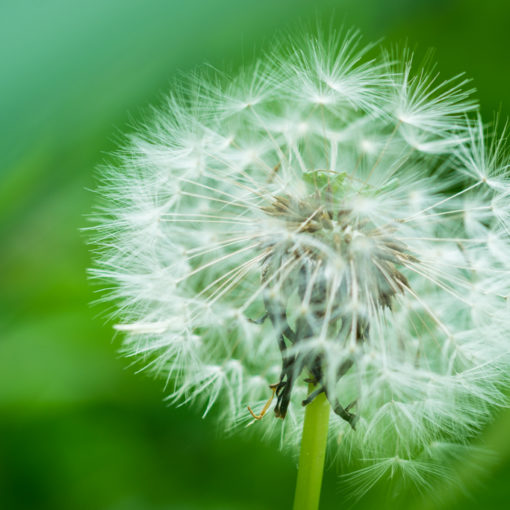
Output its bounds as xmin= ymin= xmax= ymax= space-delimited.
xmin=90 ymin=29 xmax=510 ymax=494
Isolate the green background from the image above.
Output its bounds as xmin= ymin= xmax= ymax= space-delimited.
xmin=1 ymin=1 xmax=509 ymax=509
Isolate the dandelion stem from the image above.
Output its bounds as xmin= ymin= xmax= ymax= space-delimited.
xmin=293 ymin=384 xmax=330 ymax=510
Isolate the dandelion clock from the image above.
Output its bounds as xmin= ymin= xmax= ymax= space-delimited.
xmin=90 ymin=30 xmax=510 ymax=510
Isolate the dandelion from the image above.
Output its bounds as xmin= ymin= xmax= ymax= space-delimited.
xmin=90 ymin=29 xmax=510 ymax=509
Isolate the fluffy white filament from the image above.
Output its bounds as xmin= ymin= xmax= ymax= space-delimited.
xmin=90 ymin=30 xmax=510 ymax=493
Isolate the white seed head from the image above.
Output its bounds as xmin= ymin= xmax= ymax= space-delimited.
xmin=90 ymin=30 xmax=510 ymax=493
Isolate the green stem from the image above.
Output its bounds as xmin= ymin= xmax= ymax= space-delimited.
xmin=293 ymin=385 xmax=330 ymax=510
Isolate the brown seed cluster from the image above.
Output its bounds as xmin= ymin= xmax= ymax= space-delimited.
xmin=258 ymin=191 xmax=417 ymax=426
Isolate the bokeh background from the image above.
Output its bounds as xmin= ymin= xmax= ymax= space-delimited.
xmin=1 ymin=1 xmax=510 ymax=509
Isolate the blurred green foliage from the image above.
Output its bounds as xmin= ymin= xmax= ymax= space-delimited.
xmin=1 ymin=1 xmax=510 ymax=509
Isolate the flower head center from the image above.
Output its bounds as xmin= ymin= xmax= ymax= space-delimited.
xmin=258 ymin=189 xmax=417 ymax=423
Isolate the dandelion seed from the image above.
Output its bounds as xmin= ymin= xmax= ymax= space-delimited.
xmin=90 ymin=29 xmax=510 ymax=499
